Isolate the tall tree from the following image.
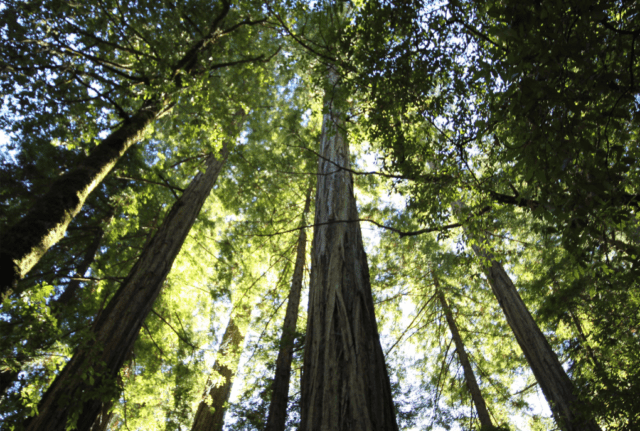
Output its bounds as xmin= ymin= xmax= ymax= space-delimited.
xmin=23 ymin=132 xmax=235 ymax=431
xmin=265 ymin=183 xmax=312 ymax=431
xmin=299 ymin=68 xmax=398 ymax=431
xmin=433 ymin=272 xmax=494 ymax=430
xmin=469 ymin=235 xmax=601 ymax=431
xmin=191 ymin=303 xmax=252 ymax=431
xmin=0 ymin=0 xmax=274 ymax=295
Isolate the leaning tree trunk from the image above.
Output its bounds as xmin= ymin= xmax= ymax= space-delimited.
xmin=299 ymin=70 xmax=399 ymax=431
xmin=0 ymin=99 xmax=163 ymax=297
xmin=433 ymin=273 xmax=494 ymax=430
xmin=191 ymin=304 xmax=252 ymax=431
xmin=24 ymin=143 xmax=231 ymax=431
xmin=0 ymin=1 xmax=248 ymax=295
xmin=265 ymin=184 xmax=312 ymax=431
xmin=470 ymin=238 xmax=601 ymax=431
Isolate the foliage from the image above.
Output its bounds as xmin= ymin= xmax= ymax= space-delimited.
xmin=1 ymin=0 xmax=639 ymax=430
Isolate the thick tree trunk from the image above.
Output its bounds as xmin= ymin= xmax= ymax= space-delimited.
xmin=471 ymin=240 xmax=601 ymax=431
xmin=24 ymin=145 xmax=230 ymax=431
xmin=0 ymin=100 xmax=162 ymax=296
xmin=191 ymin=304 xmax=251 ymax=431
xmin=299 ymin=70 xmax=399 ymax=431
xmin=265 ymin=185 xmax=312 ymax=431
xmin=433 ymin=273 xmax=494 ymax=430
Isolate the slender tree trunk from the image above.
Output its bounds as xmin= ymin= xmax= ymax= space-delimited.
xmin=299 ymin=70 xmax=399 ymax=431
xmin=24 ymin=143 xmax=231 ymax=431
xmin=0 ymin=100 xmax=163 ymax=297
xmin=470 ymin=239 xmax=601 ymax=431
xmin=191 ymin=304 xmax=251 ymax=431
xmin=432 ymin=273 xmax=494 ymax=430
xmin=265 ymin=184 xmax=312 ymax=431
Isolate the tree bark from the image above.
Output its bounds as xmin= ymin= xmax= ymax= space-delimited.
xmin=24 ymin=144 xmax=231 ymax=431
xmin=191 ymin=304 xmax=251 ymax=431
xmin=470 ymin=239 xmax=601 ymax=431
xmin=265 ymin=184 xmax=312 ymax=431
xmin=0 ymin=99 xmax=163 ymax=297
xmin=433 ymin=273 xmax=494 ymax=430
xmin=299 ymin=70 xmax=399 ymax=431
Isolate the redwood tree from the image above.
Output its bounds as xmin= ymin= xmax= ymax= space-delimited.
xmin=299 ymin=69 xmax=398 ymax=431
xmin=191 ymin=304 xmax=252 ymax=431
xmin=266 ymin=184 xmax=312 ymax=431
xmin=433 ymin=272 xmax=494 ymax=430
xmin=471 ymin=238 xmax=601 ymax=431
xmin=24 ymin=140 xmax=232 ymax=431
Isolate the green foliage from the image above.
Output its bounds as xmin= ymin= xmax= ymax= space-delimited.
xmin=2 ymin=0 xmax=640 ymax=430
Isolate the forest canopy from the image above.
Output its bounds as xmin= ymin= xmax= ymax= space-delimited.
xmin=0 ymin=0 xmax=639 ymax=430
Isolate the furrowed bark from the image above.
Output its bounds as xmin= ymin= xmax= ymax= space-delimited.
xmin=0 ymin=100 xmax=162 ymax=297
xmin=433 ymin=273 xmax=494 ymax=430
xmin=24 ymin=144 xmax=230 ymax=431
xmin=265 ymin=184 xmax=312 ymax=431
xmin=299 ymin=70 xmax=399 ymax=431
xmin=191 ymin=304 xmax=251 ymax=431
xmin=470 ymin=239 xmax=601 ymax=431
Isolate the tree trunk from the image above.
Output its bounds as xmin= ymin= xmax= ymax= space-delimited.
xmin=265 ymin=184 xmax=312 ymax=431
xmin=433 ymin=273 xmax=494 ymax=430
xmin=470 ymin=239 xmax=601 ymax=431
xmin=299 ymin=70 xmax=399 ymax=431
xmin=191 ymin=304 xmax=251 ymax=431
xmin=24 ymin=144 xmax=231 ymax=431
xmin=0 ymin=99 xmax=163 ymax=297
xmin=0 ymin=1 xmax=243 ymax=295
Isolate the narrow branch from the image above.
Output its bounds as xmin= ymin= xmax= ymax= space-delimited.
xmin=150 ymin=309 xmax=199 ymax=351
xmin=287 ymin=144 xmax=453 ymax=183
xmin=601 ymin=19 xmax=640 ymax=36
xmin=222 ymin=16 xmax=270 ymax=35
xmin=68 ymin=276 xmax=125 ymax=282
xmin=207 ymin=53 xmax=269 ymax=71
xmin=243 ymin=218 xmax=464 ymax=238
xmin=142 ymin=322 xmax=165 ymax=357
xmin=267 ymin=5 xmax=348 ymax=69
xmin=114 ymin=175 xmax=185 ymax=193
